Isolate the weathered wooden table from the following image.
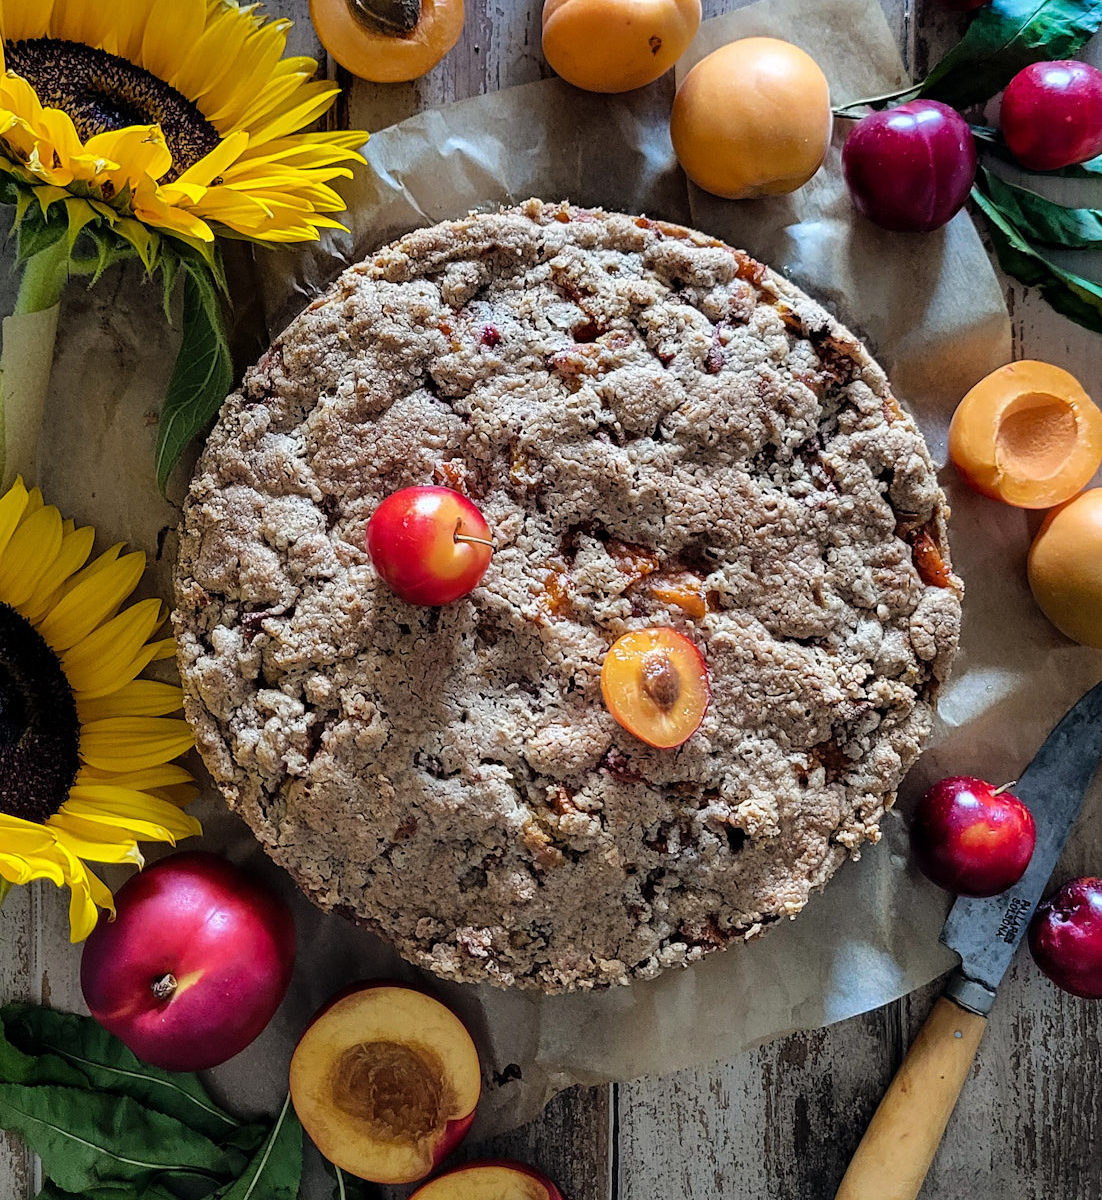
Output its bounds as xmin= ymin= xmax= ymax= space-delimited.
xmin=3 ymin=1 xmax=1101 ymax=1197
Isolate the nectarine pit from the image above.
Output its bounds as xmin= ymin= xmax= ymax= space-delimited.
xmin=331 ymin=1040 xmax=450 ymax=1143
xmin=349 ymin=0 xmax=421 ymax=35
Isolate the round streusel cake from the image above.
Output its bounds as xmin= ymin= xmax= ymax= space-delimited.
xmin=175 ymin=199 xmax=961 ymax=993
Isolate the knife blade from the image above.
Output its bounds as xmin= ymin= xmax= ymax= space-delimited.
xmin=940 ymin=679 xmax=1102 ymax=1016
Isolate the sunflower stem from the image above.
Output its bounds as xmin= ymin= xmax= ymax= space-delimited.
xmin=0 ymin=239 xmax=69 ymax=487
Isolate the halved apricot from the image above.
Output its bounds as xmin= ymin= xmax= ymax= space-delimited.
xmin=1028 ymin=488 xmax=1102 ymax=648
xmin=311 ymin=0 xmax=464 ymax=83
xmin=289 ymin=983 xmax=481 ymax=1184
xmin=542 ymin=0 xmax=701 ymax=94
xmin=601 ymin=627 xmax=710 ymax=749
xmin=412 ymin=1162 xmax=565 ymax=1200
xmin=948 ymin=361 xmax=1102 ymax=508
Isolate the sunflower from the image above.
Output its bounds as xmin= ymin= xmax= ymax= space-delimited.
xmin=0 ymin=477 xmax=199 ymax=941
xmin=0 ymin=0 xmax=367 ymax=488
xmin=0 ymin=0 xmax=366 ymax=245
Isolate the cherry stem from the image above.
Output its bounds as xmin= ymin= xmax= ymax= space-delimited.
xmin=453 ymin=522 xmax=493 ymax=551
xmin=993 ymin=781 xmax=1018 ymax=797
xmin=151 ymin=973 xmax=178 ymax=1002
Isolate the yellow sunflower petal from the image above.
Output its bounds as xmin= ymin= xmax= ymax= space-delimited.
xmin=80 ymin=716 xmax=194 ymax=773
xmin=170 ymin=129 xmax=249 ymax=190
xmin=57 ymin=852 xmax=114 ymax=943
xmin=0 ymin=503 xmax=63 ymax=607
xmin=78 ymin=680 xmax=184 ymax=723
xmin=64 ymin=786 xmax=202 ymax=841
xmin=77 ymin=763 xmax=195 ymax=791
xmin=50 ymin=815 xmax=145 ymax=867
xmin=138 ymin=0 xmax=206 ymax=88
xmin=0 ymin=477 xmax=30 ymax=561
xmin=148 ymin=784 xmax=201 ymax=807
xmin=36 ymin=549 xmax=146 ymax=652
xmin=20 ymin=524 xmax=97 ymax=625
xmin=61 ymin=598 xmax=164 ymax=696
xmin=3 ymin=0 xmax=56 ymax=40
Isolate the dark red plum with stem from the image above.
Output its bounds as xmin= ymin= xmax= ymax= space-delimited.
xmin=1029 ymin=878 xmax=1102 ymax=999
xmin=842 ymin=100 xmax=977 ymax=232
xmin=1001 ymin=61 xmax=1102 ymax=172
xmin=910 ymin=776 xmax=1036 ymax=897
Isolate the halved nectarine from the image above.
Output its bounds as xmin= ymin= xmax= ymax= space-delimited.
xmin=948 ymin=360 xmax=1102 ymax=508
xmin=310 ymin=0 xmax=464 ymax=83
xmin=411 ymin=1161 xmax=565 ymax=1200
xmin=601 ymin=627 xmax=710 ymax=749
xmin=289 ymin=983 xmax=481 ymax=1184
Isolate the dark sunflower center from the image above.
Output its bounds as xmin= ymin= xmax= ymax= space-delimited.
xmin=0 ymin=603 xmax=81 ymax=825
xmin=4 ymin=38 xmax=220 ymax=182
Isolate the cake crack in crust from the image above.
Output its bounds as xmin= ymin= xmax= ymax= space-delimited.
xmin=175 ymin=199 xmax=961 ymax=992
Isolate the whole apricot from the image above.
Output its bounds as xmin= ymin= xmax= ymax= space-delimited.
xmin=1028 ymin=489 xmax=1102 ymax=648
xmin=542 ymin=0 xmax=701 ymax=94
xmin=311 ymin=0 xmax=464 ymax=83
xmin=949 ymin=361 xmax=1102 ymax=509
xmin=671 ymin=38 xmax=832 ymax=199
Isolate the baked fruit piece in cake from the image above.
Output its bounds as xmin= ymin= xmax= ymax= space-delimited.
xmin=175 ymin=199 xmax=961 ymax=993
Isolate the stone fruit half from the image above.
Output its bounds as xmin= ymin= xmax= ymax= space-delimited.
xmin=289 ymin=983 xmax=481 ymax=1184
xmin=412 ymin=1161 xmax=565 ymax=1200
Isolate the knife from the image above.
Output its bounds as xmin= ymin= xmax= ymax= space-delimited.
xmin=835 ymin=680 xmax=1102 ymax=1200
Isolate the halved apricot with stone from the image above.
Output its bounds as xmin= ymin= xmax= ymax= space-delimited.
xmin=948 ymin=361 xmax=1102 ymax=508
xmin=601 ymin=627 xmax=710 ymax=749
xmin=310 ymin=0 xmax=464 ymax=83
xmin=289 ymin=983 xmax=480 ymax=1184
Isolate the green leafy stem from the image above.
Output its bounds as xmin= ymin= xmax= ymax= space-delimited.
xmin=831 ymin=0 xmax=1102 ymax=334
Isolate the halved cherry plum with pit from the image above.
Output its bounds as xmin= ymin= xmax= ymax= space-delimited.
xmin=948 ymin=360 xmax=1102 ymax=508
xmin=289 ymin=983 xmax=481 ymax=1184
xmin=601 ymin=627 xmax=710 ymax=749
xmin=412 ymin=1161 xmax=565 ymax=1200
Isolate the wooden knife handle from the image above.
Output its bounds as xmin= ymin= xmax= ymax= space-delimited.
xmin=834 ymin=997 xmax=987 ymax=1200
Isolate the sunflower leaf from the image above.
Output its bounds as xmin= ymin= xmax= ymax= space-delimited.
xmin=971 ymin=182 xmax=1102 ymax=332
xmin=210 ymin=1095 xmax=302 ymax=1200
xmin=0 ymin=1084 xmax=236 ymax=1193
xmin=155 ymin=256 xmax=234 ymax=491
xmin=16 ymin=200 xmax=68 ymax=263
xmin=0 ymin=1005 xmax=237 ymax=1140
xmin=921 ymin=0 xmax=1102 ymax=109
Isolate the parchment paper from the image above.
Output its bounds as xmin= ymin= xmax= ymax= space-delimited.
xmin=18 ymin=0 xmax=1102 ymax=1162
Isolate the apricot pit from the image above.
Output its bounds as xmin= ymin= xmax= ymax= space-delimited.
xmin=948 ymin=361 xmax=1102 ymax=508
xmin=289 ymin=983 xmax=481 ymax=1184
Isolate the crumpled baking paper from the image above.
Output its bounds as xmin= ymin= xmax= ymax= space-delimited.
xmin=16 ymin=0 xmax=1101 ymax=1159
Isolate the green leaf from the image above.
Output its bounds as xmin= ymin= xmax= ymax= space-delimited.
xmin=328 ymin=1164 xmax=374 ymax=1200
xmin=977 ymin=167 xmax=1102 ymax=246
xmin=0 ymin=1084 xmax=234 ymax=1193
xmin=36 ymin=1180 xmax=180 ymax=1200
xmin=211 ymin=1095 xmax=302 ymax=1200
xmin=921 ymin=0 xmax=1102 ymax=109
xmin=1 ymin=1005 xmax=237 ymax=1141
xmin=155 ymin=257 xmax=234 ymax=491
xmin=972 ymin=183 xmax=1102 ymax=332
xmin=16 ymin=200 xmax=68 ymax=263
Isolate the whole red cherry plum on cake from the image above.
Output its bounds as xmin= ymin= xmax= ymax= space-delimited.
xmin=367 ymin=486 xmax=493 ymax=606
xmin=81 ymin=852 xmax=296 ymax=1071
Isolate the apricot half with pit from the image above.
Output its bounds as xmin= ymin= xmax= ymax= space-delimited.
xmin=601 ymin=627 xmax=710 ymax=749
xmin=542 ymin=0 xmax=701 ymax=94
xmin=412 ymin=1162 xmax=565 ymax=1200
xmin=310 ymin=0 xmax=464 ymax=83
xmin=948 ymin=361 xmax=1102 ymax=509
xmin=1028 ymin=488 xmax=1102 ymax=648
xmin=289 ymin=983 xmax=481 ymax=1184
